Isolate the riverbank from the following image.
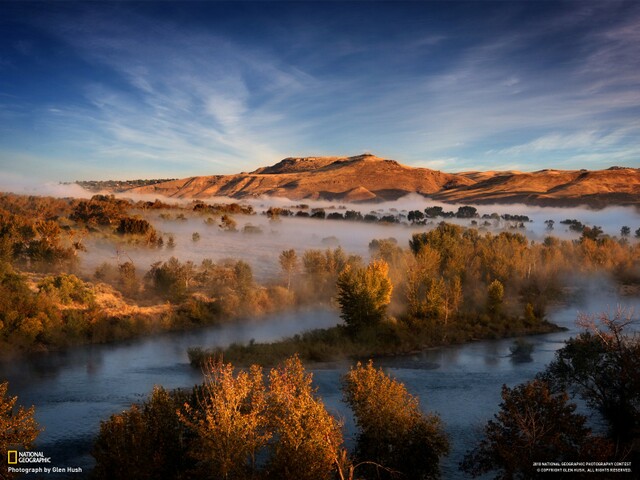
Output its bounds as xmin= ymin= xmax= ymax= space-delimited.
xmin=188 ymin=312 xmax=563 ymax=367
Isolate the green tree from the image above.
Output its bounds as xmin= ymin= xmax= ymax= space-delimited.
xmin=487 ymin=279 xmax=504 ymax=317
xmin=336 ymin=260 xmax=393 ymax=332
xmin=343 ymin=361 xmax=449 ymax=479
xmin=118 ymin=261 xmax=139 ymax=297
xmin=540 ymin=308 xmax=640 ymax=446
xmin=1 ymin=382 xmax=40 ymax=480
xmin=620 ymin=226 xmax=630 ymax=237
xmin=146 ymin=257 xmax=195 ymax=301
xmin=455 ymin=205 xmax=478 ymax=219
xmin=580 ymin=225 xmax=603 ymax=242
xmin=461 ymin=380 xmax=612 ymax=479
xmin=37 ymin=273 xmax=94 ymax=305
xmin=424 ymin=206 xmax=444 ymax=218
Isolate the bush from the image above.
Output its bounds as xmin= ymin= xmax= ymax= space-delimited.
xmin=38 ymin=274 xmax=94 ymax=305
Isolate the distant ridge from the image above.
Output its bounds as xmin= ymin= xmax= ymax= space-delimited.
xmin=109 ymin=154 xmax=640 ymax=207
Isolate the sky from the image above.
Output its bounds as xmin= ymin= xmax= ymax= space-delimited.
xmin=1 ymin=1 xmax=639 ymax=181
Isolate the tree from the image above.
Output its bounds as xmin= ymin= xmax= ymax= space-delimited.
xmin=580 ymin=225 xmax=603 ymax=242
xmin=461 ymin=380 xmax=612 ymax=479
xmin=179 ymin=361 xmax=269 ymax=480
xmin=146 ymin=257 xmax=196 ymax=301
xmin=220 ymin=214 xmax=237 ymax=232
xmin=118 ymin=261 xmax=139 ymax=297
xmin=408 ymin=210 xmax=425 ymax=224
xmin=636 ymin=227 xmax=640 ymax=239
xmin=336 ymin=260 xmax=393 ymax=332
xmin=266 ymin=355 xmax=345 ymax=480
xmin=116 ymin=217 xmax=154 ymax=236
xmin=544 ymin=219 xmax=554 ymax=231
xmin=344 ymin=210 xmax=363 ymax=221
xmin=487 ymin=279 xmax=504 ymax=317
xmin=93 ymin=386 xmax=191 ymax=480
xmin=343 ymin=361 xmax=449 ymax=479
xmin=620 ymin=226 xmax=630 ymax=237
xmin=279 ymin=249 xmax=298 ymax=291
xmin=540 ymin=308 xmax=640 ymax=446
xmin=1 ymin=382 xmax=40 ymax=480
xmin=455 ymin=205 xmax=478 ymax=219
xmin=424 ymin=206 xmax=444 ymax=218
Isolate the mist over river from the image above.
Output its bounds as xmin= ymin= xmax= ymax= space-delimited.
xmin=2 ymin=287 xmax=637 ymax=478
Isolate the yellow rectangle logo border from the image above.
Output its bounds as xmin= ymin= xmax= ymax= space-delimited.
xmin=8 ymin=450 xmax=18 ymax=464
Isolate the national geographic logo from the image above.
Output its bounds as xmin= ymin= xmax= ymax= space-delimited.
xmin=6 ymin=451 xmax=51 ymax=464
xmin=6 ymin=450 xmax=83 ymax=475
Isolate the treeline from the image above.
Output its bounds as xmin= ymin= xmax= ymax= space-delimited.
xmin=192 ymin=222 xmax=639 ymax=366
xmin=91 ymin=356 xmax=449 ymax=480
xmin=74 ymin=178 xmax=177 ymax=192
xmin=264 ymin=204 xmax=530 ymax=225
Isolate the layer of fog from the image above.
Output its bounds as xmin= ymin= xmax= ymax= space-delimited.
xmin=78 ymin=193 xmax=640 ymax=281
xmin=0 ymin=173 xmax=92 ymax=198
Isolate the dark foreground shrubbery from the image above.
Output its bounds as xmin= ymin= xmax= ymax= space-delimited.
xmin=93 ymin=356 xmax=449 ymax=480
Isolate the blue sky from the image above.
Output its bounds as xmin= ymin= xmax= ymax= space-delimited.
xmin=1 ymin=1 xmax=639 ymax=181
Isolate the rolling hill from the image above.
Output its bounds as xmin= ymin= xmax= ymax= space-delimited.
xmin=117 ymin=154 xmax=640 ymax=207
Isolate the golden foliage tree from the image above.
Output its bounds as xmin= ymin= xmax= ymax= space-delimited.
xmin=343 ymin=361 xmax=449 ymax=479
xmin=265 ymin=355 xmax=345 ymax=480
xmin=180 ymin=361 xmax=269 ymax=480
xmin=278 ymin=249 xmax=298 ymax=291
xmin=1 ymin=382 xmax=40 ymax=480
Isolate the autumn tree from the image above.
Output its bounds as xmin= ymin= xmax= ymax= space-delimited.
xmin=336 ymin=260 xmax=393 ymax=332
xmin=279 ymin=249 xmax=297 ymax=291
xmin=179 ymin=361 xmax=269 ymax=480
xmin=302 ymin=247 xmax=348 ymax=296
xmin=1 ymin=382 xmax=40 ymax=480
xmin=220 ymin=214 xmax=238 ymax=232
xmin=461 ymin=380 xmax=613 ymax=479
xmin=265 ymin=355 xmax=345 ymax=480
xmin=343 ymin=361 xmax=449 ymax=479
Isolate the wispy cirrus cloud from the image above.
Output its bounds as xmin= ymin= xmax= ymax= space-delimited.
xmin=1 ymin=1 xmax=639 ymax=181
xmin=25 ymin=8 xmax=316 ymax=177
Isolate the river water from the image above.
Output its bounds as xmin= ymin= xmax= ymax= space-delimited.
xmin=1 ymin=293 xmax=637 ymax=478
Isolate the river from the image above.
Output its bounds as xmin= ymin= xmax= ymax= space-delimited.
xmin=1 ymin=291 xmax=637 ymax=478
